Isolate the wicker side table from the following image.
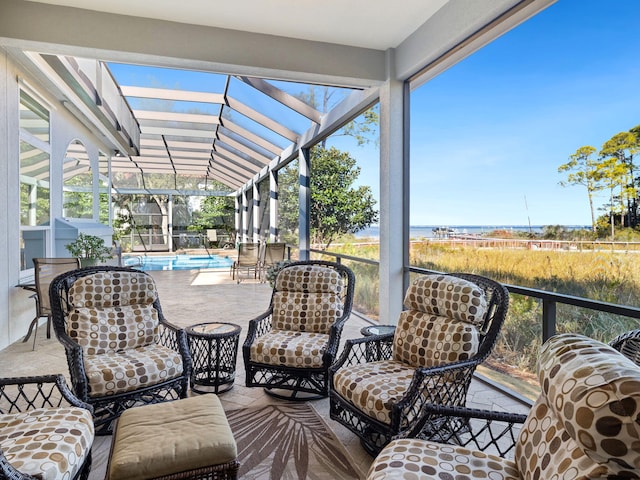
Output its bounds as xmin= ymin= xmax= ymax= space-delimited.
xmin=360 ymin=324 xmax=396 ymax=361
xmin=187 ymin=322 xmax=242 ymax=394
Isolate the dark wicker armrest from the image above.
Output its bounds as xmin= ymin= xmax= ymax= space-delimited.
xmin=390 ymin=359 xmax=481 ymax=434
xmin=157 ymin=319 xmax=184 ymax=349
xmin=330 ymin=333 xmax=394 ymax=373
xmin=0 ymin=374 xmax=93 ymax=414
xmin=243 ymin=309 xmax=274 ymax=350
xmin=399 ymin=403 xmax=528 ymax=458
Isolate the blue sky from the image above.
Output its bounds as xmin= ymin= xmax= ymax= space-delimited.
xmin=336 ymin=0 xmax=640 ymax=227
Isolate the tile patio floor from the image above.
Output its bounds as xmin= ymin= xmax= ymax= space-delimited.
xmin=0 ymin=268 xmax=532 ymax=479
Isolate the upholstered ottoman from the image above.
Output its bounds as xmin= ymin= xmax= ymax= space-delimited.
xmin=106 ymin=394 xmax=238 ymax=480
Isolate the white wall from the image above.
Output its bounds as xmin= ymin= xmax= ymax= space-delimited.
xmin=0 ymin=49 xmax=112 ymax=348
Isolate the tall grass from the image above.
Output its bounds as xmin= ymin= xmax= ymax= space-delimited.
xmin=326 ymin=241 xmax=640 ymax=378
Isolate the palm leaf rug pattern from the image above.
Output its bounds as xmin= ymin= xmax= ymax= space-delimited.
xmin=226 ymin=403 xmax=362 ymax=480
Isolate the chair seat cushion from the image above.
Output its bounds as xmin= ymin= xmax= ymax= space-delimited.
xmin=84 ymin=344 xmax=184 ymax=397
xmin=332 ymin=360 xmax=417 ymax=424
xmin=0 ymin=407 xmax=94 ymax=480
xmin=249 ymin=330 xmax=329 ymax=368
xmin=367 ymin=439 xmax=520 ymax=480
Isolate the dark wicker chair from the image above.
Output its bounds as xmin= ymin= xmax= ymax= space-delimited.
xmin=329 ymin=272 xmax=509 ymax=455
xmin=243 ymin=260 xmax=355 ymax=400
xmin=366 ymin=334 xmax=640 ymax=479
xmin=609 ymin=329 xmax=640 ymax=366
xmin=49 ymin=266 xmax=192 ymax=434
xmin=0 ymin=374 xmax=94 ymax=480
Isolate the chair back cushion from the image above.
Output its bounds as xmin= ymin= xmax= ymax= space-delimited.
xmin=272 ymin=264 xmax=344 ymax=333
xmin=66 ymin=270 xmax=160 ymax=355
xmin=393 ymin=275 xmax=487 ymax=368
xmin=403 ymin=274 xmax=488 ymax=326
xmin=515 ymin=333 xmax=640 ymax=478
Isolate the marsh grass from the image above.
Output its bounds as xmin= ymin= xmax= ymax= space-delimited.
xmin=325 ymin=241 xmax=640 ymax=381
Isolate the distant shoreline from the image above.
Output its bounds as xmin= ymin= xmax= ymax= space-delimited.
xmin=355 ymin=225 xmax=590 ymax=239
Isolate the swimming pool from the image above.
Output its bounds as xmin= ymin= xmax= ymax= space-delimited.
xmin=123 ymin=254 xmax=234 ymax=271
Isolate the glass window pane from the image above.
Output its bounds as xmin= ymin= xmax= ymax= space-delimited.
xmin=20 ymin=141 xmax=50 ymax=226
xmin=63 ymin=141 xmax=93 ymax=218
xmin=19 ymin=90 xmax=49 ymax=142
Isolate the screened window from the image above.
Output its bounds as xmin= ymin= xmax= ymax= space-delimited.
xmin=19 ymin=89 xmax=51 ymax=271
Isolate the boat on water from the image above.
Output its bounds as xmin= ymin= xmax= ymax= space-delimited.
xmin=432 ymin=226 xmax=458 ymax=238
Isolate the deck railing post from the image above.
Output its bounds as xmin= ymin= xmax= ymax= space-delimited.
xmin=542 ymin=299 xmax=556 ymax=342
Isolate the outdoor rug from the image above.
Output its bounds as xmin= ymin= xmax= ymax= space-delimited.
xmin=226 ymin=403 xmax=363 ymax=479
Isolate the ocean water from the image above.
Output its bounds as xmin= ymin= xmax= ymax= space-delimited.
xmin=354 ymin=225 xmax=590 ymax=239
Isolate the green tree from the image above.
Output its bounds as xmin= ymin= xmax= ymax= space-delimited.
xmin=558 ymin=146 xmax=602 ymax=232
xmin=190 ymin=195 xmax=235 ymax=232
xmin=598 ymin=156 xmax=627 ymax=239
xmin=278 ymin=146 xmax=378 ymax=248
xmin=600 ymin=131 xmax=639 ymax=227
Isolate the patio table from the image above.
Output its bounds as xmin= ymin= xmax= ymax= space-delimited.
xmin=186 ymin=322 xmax=242 ymax=394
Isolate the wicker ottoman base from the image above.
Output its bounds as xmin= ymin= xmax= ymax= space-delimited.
xmin=106 ymin=395 xmax=238 ymax=480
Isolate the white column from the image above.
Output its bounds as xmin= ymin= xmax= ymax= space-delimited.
xmin=298 ymin=148 xmax=311 ymax=260
xmin=253 ymin=181 xmax=260 ymax=243
xmin=269 ymin=169 xmax=279 ymax=242
xmin=167 ymin=194 xmax=173 ymax=252
xmin=234 ymin=194 xmax=241 ymax=246
xmin=241 ymin=188 xmax=249 ymax=243
xmin=378 ymin=48 xmax=407 ymax=325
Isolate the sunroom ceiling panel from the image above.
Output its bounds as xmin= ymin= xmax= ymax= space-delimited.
xmin=119 ymin=86 xmax=225 ymax=104
xmin=140 ymin=126 xmax=216 ymax=138
xmin=133 ymin=110 xmax=221 ymax=125
xmin=226 ymin=96 xmax=299 ymax=142
xmin=168 ymin=151 xmax=212 ymax=159
xmin=209 ymin=164 xmax=251 ymax=186
xmin=216 ymin=134 xmax=271 ymax=165
xmin=165 ymin=140 xmax=214 ymax=151
xmin=213 ymin=146 xmax=264 ymax=173
xmin=207 ymin=171 xmax=243 ymax=189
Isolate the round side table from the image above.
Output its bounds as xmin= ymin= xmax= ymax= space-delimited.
xmin=186 ymin=322 xmax=242 ymax=394
xmin=360 ymin=325 xmax=396 ymax=337
xmin=360 ymin=324 xmax=396 ymax=361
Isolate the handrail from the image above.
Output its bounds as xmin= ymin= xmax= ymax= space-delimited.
xmin=309 ymin=247 xmax=640 ymax=343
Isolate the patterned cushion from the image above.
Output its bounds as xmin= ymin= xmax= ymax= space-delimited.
xmin=249 ymin=330 xmax=330 ymax=368
xmin=276 ymin=264 xmax=344 ymax=294
xmin=84 ymin=344 xmax=184 ymax=396
xmin=68 ymin=304 xmax=159 ymax=354
xmin=367 ymin=439 xmax=520 ymax=480
xmin=515 ymin=333 xmax=640 ymax=478
xmin=393 ymin=310 xmax=480 ymax=368
xmin=67 ymin=270 xmax=160 ymax=354
xmin=272 ymin=291 xmax=343 ymax=333
xmin=404 ymin=274 xmax=488 ymax=326
xmin=68 ymin=270 xmax=157 ymax=308
xmin=0 ymin=407 xmax=94 ymax=480
xmin=332 ymin=360 xmax=420 ymax=425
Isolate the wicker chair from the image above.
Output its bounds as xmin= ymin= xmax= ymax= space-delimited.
xmin=243 ymin=260 xmax=355 ymax=400
xmin=0 ymin=374 xmax=94 ymax=480
xmin=49 ymin=266 xmax=192 ymax=434
xmin=367 ymin=334 xmax=640 ymax=479
xmin=329 ymin=272 xmax=509 ymax=455
xmin=609 ymin=329 xmax=640 ymax=366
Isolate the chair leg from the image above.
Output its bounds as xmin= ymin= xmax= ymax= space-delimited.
xmin=32 ymin=322 xmax=38 ymax=351
xmin=22 ymin=315 xmax=39 ymax=343
xmin=46 ymin=315 xmax=52 ymax=339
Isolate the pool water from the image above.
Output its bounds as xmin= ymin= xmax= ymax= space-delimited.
xmin=124 ymin=254 xmax=234 ymax=271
